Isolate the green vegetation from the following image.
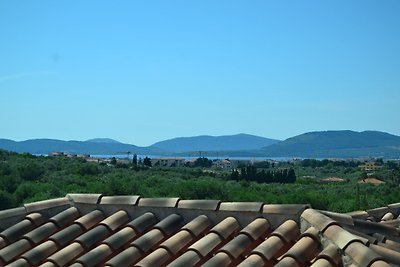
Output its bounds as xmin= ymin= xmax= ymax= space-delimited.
xmin=0 ymin=149 xmax=399 ymax=213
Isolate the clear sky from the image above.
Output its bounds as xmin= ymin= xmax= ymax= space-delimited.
xmin=1 ymin=1 xmax=399 ymax=146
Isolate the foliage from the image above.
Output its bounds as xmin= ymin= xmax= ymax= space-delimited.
xmin=0 ymin=149 xmax=399 ymax=213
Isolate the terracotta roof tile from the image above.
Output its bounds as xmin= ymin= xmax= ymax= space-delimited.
xmin=381 ymin=212 xmax=394 ymax=221
xmin=23 ymin=222 xmax=58 ymax=244
xmin=24 ymin=198 xmax=70 ymax=213
xmin=270 ymin=219 xmax=300 ymax=243
xmin=323 ymin=224 xmax=362 ymax=250
xmin=134 ymin=247 xmax=171 ymax=267
xmin=25 ymin=213 xmax=46 ymax=226
xmin=281 ymin=235 xmax=320 ymax=264
xmin=100 ymin=195 xmax=140 ymax=205
xmin=187 ymin=232 xmax=224 ymax=257
xmin=314 ymin=243 xmax=341 ymax=266
xmin=104 ymin=246 xmax=142 ymax=267
xmin=98 ymin=210 xmax=129 ymax=231
xmin=302 ymin=209 xmax=338 ymax=232
xmin=1 ymin=194 xmax=399 ymax=267
xmin=130 ymin=229 xmax=165 ymax=252
xmin=102 ymin=226 xmax=136 ymax=251
xmin=75 ymin=224 xmax=111 ymax=249
xmin=66 ymin=193 xmax=103 ymax=204
xmin=318 ymin=210 xmax=354 ymax=226
xmin=275 ymin=256 xmax=300 ymax=267
xmin=177 ymin=199 xmax=220 ymax=210
xmin=180 ymin=214 xmax=211 ymax=236
xmin=137 ymin=197 xmax=179 ymax=208
xmin=19 ymin=240 xmax=58 ymax=266
xmin=345 ymin=241 xmax=385 ymax=267
xmin=367 ymin=207 xmax=391 ymax=221
xmin=48 ymin=207 xmax=79 ymax=228
xmin=202 ymin=251 xmax=232 ymax=267
xmin=165 ymin=250 xmax=201 ymax=267
xmin=219 ymin=202 xmax=264 ymax=212
xmin=48 ymin=223 xmax=84 ymax=247
xmin=219 ymin=234 xmax=253 ymax=259
xmin=159 ymin=229 xmax=193 ymax=255
xmin=153 ymin=214 xmax=183 ymax=235
xmin=263 ymin=204 xmax=309 ymax=215
xmin=239 ymin=217 xmax=270 ymax=241
xmin=126 ymin=212 xmax=157 ymax=233
xmin=209 ymin=217 xmax=239 ymax=239
xmin=251 ymin=235 xmax=287 ymax=261
xmin=0 ymin=219 xmax=35 ymax=244
xmin=47 ymin=242 xmax=86 ymax=267
xmin=370 ymin=243 xmax=400 ymax=265
xmin=74 ymin=244 xmax=113 ymax=267
xmin=0 ymin=239 xmax=31 ymax=263
xmin=236 ymin=253 xmax=267 ymax=267
xmin=310 ymin=258 xmax=336 ymax=267
xmin=369 ymin=260 xmax=393 ymax=267
xmin=6 ymin=258 xmax=30 ymax=267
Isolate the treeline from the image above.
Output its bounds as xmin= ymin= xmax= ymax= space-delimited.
xmin=230 ymin=166 xmax=296 ymax=183
xmin=1 ymin=149 xmax=400 ymax=213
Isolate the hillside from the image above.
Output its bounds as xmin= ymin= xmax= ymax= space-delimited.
xmin=0 ymin=139 xmax=164 ymax=155
xmin=262 ymin=130 xmax=400 ymax=158
xmin=151 ymin=134 xmax=280 ymax=153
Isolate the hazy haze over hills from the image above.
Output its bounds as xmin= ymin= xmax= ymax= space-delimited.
xmin=262 ymin=130 xmax=400 ymax=158
xmin=151 ymin=134 xmax=280 ymax=153
xmin=1 ymin=131 xmax=400 ymax=158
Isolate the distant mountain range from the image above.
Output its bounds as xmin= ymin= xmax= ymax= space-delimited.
xmin=0 ymin=138 xmax=164 ymax=155
xmin=262 ymin=130 xmax=400 ymax=158
xmin=1 ymin=131 xmax=400 ymax=158
xmin=151 ymin=134 xmax=279 ymax=153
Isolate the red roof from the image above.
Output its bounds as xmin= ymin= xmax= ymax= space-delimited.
xmin=0 ymin=194 xmax=399 ymax=266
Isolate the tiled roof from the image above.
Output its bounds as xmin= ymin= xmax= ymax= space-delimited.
xmin=0 ymin=194 xmax=399 ymax=267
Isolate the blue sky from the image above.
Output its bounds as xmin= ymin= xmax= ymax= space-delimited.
xmin=1 ymin=1 xmax=399 ymax=146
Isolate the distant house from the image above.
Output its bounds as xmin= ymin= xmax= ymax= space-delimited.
xmin=358 ymin=178 xmax=385 ymax=186
xmin=212 ymin=159 xmax=232 ymax=170
xmin=151 ymin=158 xmax=185 ymax=167
xmin=359 ymin=162 xmax=383 ymax=171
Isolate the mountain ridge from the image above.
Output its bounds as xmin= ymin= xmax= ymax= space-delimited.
xmin=150 ymin=133 xmax=280 ymax=153
xmin=261 ymin=130 xmax=400 ymax=158
xmin=1 ymin=131 xmax=400 ymax=158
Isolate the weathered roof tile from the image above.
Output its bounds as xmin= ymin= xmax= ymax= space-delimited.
xmin=202 ymin=251 xmax=232 ymax=267
xmin=270 ymin=219 xmax=300 ymax=243
xmin=74 ymin=210 xmax=105 ymax=230
xmin=24 ymin=197 xmax=70 ymax=213
xmin=251 ymin=235 xmax=287 ymax=261
xmin=137 ymin=197 xmax=179 ymax=208
xmin=302 ymin=209 xmax=338 ymax=232
xmin=177 ymin=199 xmax=220 ymax=211
xmin=219 ymin=202 xmax=264 ymax=212
xmin=99 ymin=210 xmax=130 ymax=231
xmin=100 ymin=195 xmax=140 ymax=205
xmin=49 ymin=206 xmax=79 ymax=228
xmin=66 ymin=193 xmax=103 ymax=204
xmin=209 ymin=217 xmax=239 ymax=239
xmin=20 ymin=240 xmax=58 ymax=266
xmin=49 ymin=223 xmax=84 ymax=247
xmin=324 ymin=224 xmax=362 ymax=250
xmin=181 ymin=214 xmax=211 ymax=236
xmin=345 ymin=241 xmax=386 ymax=267
xmin=74 ymin=243 xmax=113 ymax=267
xmin=239 ymin=217 xmax=270 ymax=241
xmin=1 ymin=195 xmax=398 ymax=267
xmin=47 ymin=242 xmax=85 ymax=267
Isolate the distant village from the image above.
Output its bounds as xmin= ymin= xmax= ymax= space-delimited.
xmin=48 ymin=151 xmax=392 ymax=173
